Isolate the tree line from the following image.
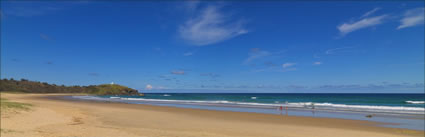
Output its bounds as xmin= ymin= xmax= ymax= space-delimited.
xmin=0 ymin=78 xmax=139 ymax=95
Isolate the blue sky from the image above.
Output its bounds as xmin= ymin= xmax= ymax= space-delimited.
xmin=1 ymin=1 xmax=424 ymax=93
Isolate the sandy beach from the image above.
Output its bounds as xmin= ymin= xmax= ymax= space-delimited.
xmin=1 ymin=93 xmax=423 ymax=137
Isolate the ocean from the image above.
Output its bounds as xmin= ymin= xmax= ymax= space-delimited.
xmin=71 ymin=93 xmax=425 ymax=130
xmin=77 ymin=93 xmax=425 ymax=114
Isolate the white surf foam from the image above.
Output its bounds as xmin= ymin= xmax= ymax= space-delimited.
xmin=73 ymin=96 xmax=425 ymax=114
xmin=119 ymin=98 xmax=424 ymax=113
xmin=405 ymin=101 xmax=425 ymax=104
xmin=287 ymin=102 xmax=425 ymax=113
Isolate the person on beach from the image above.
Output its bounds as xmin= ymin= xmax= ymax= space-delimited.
xmin=279 ymin=106 xmax=283 ymax=115
xmin=311 ymin=103 xmax=315 ymax=115
xmin=285 ymin=101 xmax=289 ymax=116
xmin=285 ymin=105 xmax=288 ymax=116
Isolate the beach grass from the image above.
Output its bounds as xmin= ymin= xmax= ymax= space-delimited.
xmin=0 ymin=96 xmax=33 ymax=133
xmin=0 ymin=128 xmax=18 ymax=133
xmin=0 ymin=97 xmax=32 ymax=111
xmin=0 ymin=91 xmax=27 ymax=94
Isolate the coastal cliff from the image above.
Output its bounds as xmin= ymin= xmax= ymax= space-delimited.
xmin=0 ymin=78 xmax=139 ymax=95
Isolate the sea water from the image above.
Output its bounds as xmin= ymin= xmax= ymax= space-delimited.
xmin=70 ymin=93 xmax=425 ymax=130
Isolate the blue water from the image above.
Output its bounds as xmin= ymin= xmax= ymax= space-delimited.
xmin=121 ymin=93 xmax=425 ymax=108
xmin=89 ymin=93 xmax=425 ymax=114
xmin=70 ymin=93 xmax=425 ymax=130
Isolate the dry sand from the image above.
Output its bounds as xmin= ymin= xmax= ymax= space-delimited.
xmin=1 ymin=93 xmax=423 ymax=137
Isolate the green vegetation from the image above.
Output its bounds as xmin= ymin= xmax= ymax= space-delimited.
xmin=1 ymin=129 xmax=17 ymax=133
xmin=0 ymin=78 xmax=139 ymax=95
xmin=0 ymin=98 xmax=32 ymax=111
xmin=0 ymin=97 xmax=32 ymax=133
xmin=87 ymin=84 xmax=140 ymax=95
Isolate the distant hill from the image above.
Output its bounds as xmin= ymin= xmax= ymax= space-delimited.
xmin=0 ymin=78 xmax=139 ymax=95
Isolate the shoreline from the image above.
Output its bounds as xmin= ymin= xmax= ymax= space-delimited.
xmin=69 ymin=95 xmax=425 ymax=116
xmin=72 ymin=94 xmax=425 ymax=115
xmin=1 ymin=93 xmax=424 ymax=137
xmin=68 ymin=94 xmax=425 ymax=130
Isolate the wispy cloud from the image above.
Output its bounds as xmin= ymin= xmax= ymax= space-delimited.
xmin=264 ymin=61 xmax=278 ymax=67
xmin=282 ymin=63 xmax=296 ymax=68
xmin=40 ymin=33 xmax=52 ymax=41
xmin=313 ymin=54 xmax=321 ymax=59
xmin=45 ymin=61 xmax=54 ymax=65
xmin=338 ymin=15 xmax=387 ymax=35
xmin=325 ymin=47 xmax=353 ymax=55
xmin=361 ymin=7 xmax=381 ymax=18
xmin=2 ymin=1 xmax=90 ymax=17
xmin=318 ymin=83 xmax=424 ymax=91
xmin=145 ymin=84 xmax=153 ymax=90
xmin=144 ymin=84 xmax=168 ymax=90
xmin=183 ymin=52 xmax=194 ymax=56
xmin=200 ymin=73 xmax=220 ymax=78
xmin=247 ymin=49 xmax=289 ymax=73
xmin=313 ymin=62 xmax=322 ymax=65
xmin=397 ymin=8 xmax=424 ymax=29
xmin=244 ymin=48 xmax=271 ymax=64
xmin=192 ymin=82 xmax=424 ymax=92
xmin=171 ymin=70 xmax=186 ymax=75
xmin=179 ymin=5 xmax=248 ymax=46
xmin=154 ymin=47 xmax=161 ymax=51
xmin=3 ymin=2 xmax=63 ymax=17
xmin=282 ymin=62 xmax=297 ymax=72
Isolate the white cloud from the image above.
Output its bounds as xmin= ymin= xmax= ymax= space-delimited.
xmin=145 ymin=84 xmax=153 ymax=90
xmin=179 ymin=5 xmax=248 ymax=46
xmin=251 ymin=62 xmax=296 ymax=72
xmin=313 ymin=62 xmax=322 ymax=65
xmin=183 ymin=52 xmax=194 ymax=56
xmin=361 ymin=7 xmax=381 ymax=18
xmin=325 ymin=47 xmax=353 ymax=55
xmin=338 ymin=15 xmax=387 ymax=35
xmin=244 ymin=48 xmax=271 ymax=64
xmin=282 ymin=63 xmax=296 ymax=68
xmin=397 ymin=8 xmax=425 ymax=29
xmin=145 ymin=84 xmax=167 ymax=90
